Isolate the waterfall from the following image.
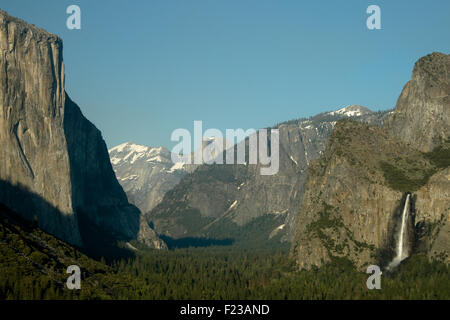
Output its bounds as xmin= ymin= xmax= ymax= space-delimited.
xmin=387 ymin=193 xmax=411 ymax=270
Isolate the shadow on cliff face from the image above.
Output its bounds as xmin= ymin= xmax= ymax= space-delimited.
xmin=63 ymin=94 xmax=142 ymax=247
xmin=75 ymin=208 xmax=136 ymax=261
xmin=0 ymin=179 xmax=82 ymax=245
xmin=159 ymin=235 xmax=234 ymax=249
xmin=0 ymin=180 xmax=135 ymax=261
xmin=0 ymin=94 xmax=145 ymax=260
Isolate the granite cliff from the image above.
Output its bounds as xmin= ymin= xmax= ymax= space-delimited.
xmin=385 ymin=52 xmax=449 ymax=152
xmin=0 ymin=10 xmax=165 ymax=250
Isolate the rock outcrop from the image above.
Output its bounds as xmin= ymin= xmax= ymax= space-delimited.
xmin=415 ymin=168 xmax=450 ymax=263
xmin=0 ymin=10 xmax=164 ymax=250
xmin=384 ymin=52 xmax=450 ymax=152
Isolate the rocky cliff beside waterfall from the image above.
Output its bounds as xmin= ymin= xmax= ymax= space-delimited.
xmin=291 ymin=53 xmax=449 ymax=270
xmin=290 ymin=120 xmax=431 ymax=269
xmin=415 ymin=167 xmax=450 ymax=263
xmin=0 ymin=9 xmax=166 ymax=251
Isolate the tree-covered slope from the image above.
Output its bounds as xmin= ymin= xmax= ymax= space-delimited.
xmin=0 ymin=203 xmax=124 ymax=299
xmin=1 ymin=201 xmax=448 ymax=300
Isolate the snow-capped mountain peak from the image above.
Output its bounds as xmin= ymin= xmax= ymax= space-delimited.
xmin=109 ymin=142 xmax=172 ymax=166
xmin=329 ymin=105 xmax=372 ymax=117
xmin=108 ymin=142 xmax=191 ymax=213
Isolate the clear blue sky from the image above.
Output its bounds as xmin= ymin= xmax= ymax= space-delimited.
xmin=1 ymin=0 xmax=449 ymax=149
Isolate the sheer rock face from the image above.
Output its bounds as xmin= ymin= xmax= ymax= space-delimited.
xmin=385 ymin=52 xmax=450 ymax=152
xmin=415 ymin=168 xmax=450 ymax=263
xmin=0 ymin=10 xmax=80 ymax=245
xmin=0 ymin=10 xmax=164 ymax=249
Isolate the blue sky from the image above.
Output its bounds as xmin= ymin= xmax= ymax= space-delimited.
xmin=1 ymin=0 xmax=449 ymax=149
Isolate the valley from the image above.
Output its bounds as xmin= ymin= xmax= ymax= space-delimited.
xmin=0 ymin=7 xmax=448 ymax=301
xmin=1 ymin=204 xmax=449 ymax=299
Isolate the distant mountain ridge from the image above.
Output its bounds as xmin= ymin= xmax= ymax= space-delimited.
xmin=109 ymin=134 xmax=242 ymax=215
xmin=109 ymin=142 xmax=190 ymax=214
xmin=328 ymin=105 xmax=373 ymax=117
xmin=143 ymin=105 xmax=391 ymax=247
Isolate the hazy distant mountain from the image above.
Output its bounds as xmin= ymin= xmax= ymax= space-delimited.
xmin=327 ymin=105 xmax=372 ymax=117
xmin=109 ymin=136 xmax=235 ymax=214
xmin=109 ymin=143 xmax=190 ymax=213
xmin=145 ymin=105 xmax=391 ymax=247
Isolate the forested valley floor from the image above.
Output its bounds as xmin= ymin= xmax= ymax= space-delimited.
xmin=1 ymin=207 xmax=448 ymax=300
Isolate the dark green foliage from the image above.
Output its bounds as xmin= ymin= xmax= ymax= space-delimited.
xmin=1 ymin=204 xmax=448 ymax=300
xmin=306 ymin=203 xmax=343 ymax=233
xmin=306 ymin=205 xmax=344 ymax=254
xmin=379 ymin=161 xmax=435 ymax=192
xmin=205 ymin=214 xmax=288 ymax=249
xmin=0 ymin=205 xmax=111 ymax=299
xmin=175 ymin=209 xmax=215 ymax=235
xmin=305 ymin=202 xmax=374 ymax=258
xmin=159 ymin=236 xmax=234 ymax=249
xmin=2 ymin=241 xmax=449 ymax=299
xmin=423 ymin=145 xmax=450 ymax=168
xmin=379 ymin=142 xmax=449 ymax=192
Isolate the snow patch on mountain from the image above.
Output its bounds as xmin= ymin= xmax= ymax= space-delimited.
xmin=328 ymin=105 xmax=372 ymax=117
xmin=108 ymin=142 xmax=191 ymax=213
xmin=168 ymin=161 xmax=186 ymax=173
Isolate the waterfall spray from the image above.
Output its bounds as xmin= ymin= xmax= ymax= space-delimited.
xmin=387 ymin=193 xmax=411 ymax=270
